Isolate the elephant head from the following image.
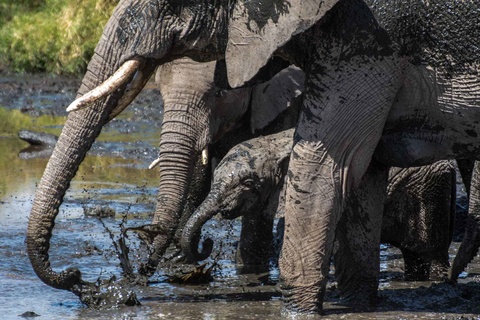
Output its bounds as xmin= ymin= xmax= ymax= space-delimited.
xmin=180 ymin=129 xmax=293 ymax=262
xmin=26 ymin=0 xmax=320 ymax=296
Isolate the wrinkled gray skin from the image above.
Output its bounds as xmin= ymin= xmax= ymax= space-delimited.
xmin=375 ymin=162 xmax=456 ymax=281
xmin=282 ymin=1 xmax=480 ymax=312
xmin=182 ymin=129 xmax=456 ymax=282
xmin=181 ymin=130 xmax=293 ymax=271
xmin=146 ymin=59 xmax=303 ymax=270
xmin=26 ymin=50 xmax=304 ymax=302
xmin=25 ymin=0 xmax=480 ymax=313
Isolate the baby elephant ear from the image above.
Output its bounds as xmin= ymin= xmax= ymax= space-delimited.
xmin=226 ymin=0 xmax=340 ymax=88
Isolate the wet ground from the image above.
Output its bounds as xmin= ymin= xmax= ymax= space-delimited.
xmin=1 ymin=74 xmax=480 ymax=319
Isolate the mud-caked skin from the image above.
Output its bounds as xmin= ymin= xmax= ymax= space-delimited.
xmin=182 ymin=130 xmax=456 ymax=282
xmin=181 ymin=129 xmax=294 ymax=269
xmin=26 ymin=0 xmax=480 ymax=313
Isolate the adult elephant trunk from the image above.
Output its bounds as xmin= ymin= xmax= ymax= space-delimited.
xmin=141 ymin=66 xmax=214 ymax=274
xmin=26 ymin=107 xmax=109 ymax=290
xmin=180 ymin=185 xmax=223 ymax=263
xmin=26 ymin=48 xmax=153 ymax=290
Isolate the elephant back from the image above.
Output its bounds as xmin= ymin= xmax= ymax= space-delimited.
xmin=367 ymin=0 xmax=480 ymax=73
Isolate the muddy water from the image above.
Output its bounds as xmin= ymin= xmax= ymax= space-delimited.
xmin=1 ymin=74 xmax=480 ymax=319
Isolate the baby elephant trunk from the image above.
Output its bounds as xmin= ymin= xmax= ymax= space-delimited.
xmin=180 ymin=187 xmax=223 ymax=263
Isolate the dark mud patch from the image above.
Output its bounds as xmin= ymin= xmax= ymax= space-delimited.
xmin=376 ymin=281 xmax=480 ymax=314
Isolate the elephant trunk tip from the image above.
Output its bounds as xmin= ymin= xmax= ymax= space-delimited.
xmin=197 ymin=237 xmax=214 ymax=261
xmin=182 ymin=236 xmax=214 ymax=263
xmin=39 ymin=266 xmax=83 ymax=291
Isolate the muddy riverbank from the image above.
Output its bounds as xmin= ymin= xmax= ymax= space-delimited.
xmin=1 ymin=74 xmax=480 ymax=319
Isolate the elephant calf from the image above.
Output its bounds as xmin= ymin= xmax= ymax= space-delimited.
xmin=181 ymin=129 xmax=456 ymax=281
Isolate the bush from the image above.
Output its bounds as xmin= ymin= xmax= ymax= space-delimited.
xmin=0 ymin=0 xmax=118 ymax=74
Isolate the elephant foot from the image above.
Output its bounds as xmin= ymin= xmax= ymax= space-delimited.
xmin=337 ymin=277 xmax=378 ymax=309
xmin=402 ymin=250 xmax=431 ymax=281
xmin=280 ymin=283 xmax=324 ymax=314
xmin=428 ymin=261 xmax=449 ymax=282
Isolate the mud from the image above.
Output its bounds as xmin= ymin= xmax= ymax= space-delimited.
xmin=1 ymin=74 xmax=480 ymax=319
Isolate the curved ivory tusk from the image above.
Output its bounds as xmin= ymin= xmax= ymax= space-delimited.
xmin=149 ymin=158 xmax=161 ymax=170
xmin=201 ymin=148 xmax=209 ymax=165
xmin=108 ymin=61 xmax=157 ymax=121
xmin=67 ymin=59 xmax=144 ymax=112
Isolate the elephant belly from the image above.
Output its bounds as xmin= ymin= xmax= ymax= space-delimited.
xmin=373 ymin=63 xmax=480 ymax=167
xmin=374 ymin=132 xmax=449 ymax=167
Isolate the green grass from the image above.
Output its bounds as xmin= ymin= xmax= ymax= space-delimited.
xmin=0 ymin=107 xmax=65 ymax=136
xmin=0 ymin=0 xmax=118 ymax=74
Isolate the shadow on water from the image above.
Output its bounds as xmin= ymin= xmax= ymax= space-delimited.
xmin=1 ymin=74 xmax=480 ymax=319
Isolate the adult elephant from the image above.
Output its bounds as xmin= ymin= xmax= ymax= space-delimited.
xmin=25 ymin=0 xmax=480 ymax=314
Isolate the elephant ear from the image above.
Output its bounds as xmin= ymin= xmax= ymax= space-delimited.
xmin=249 ymin=65 xmax=304 ymax=131
xmin=226 ymin=0 xmax=340 ymax=87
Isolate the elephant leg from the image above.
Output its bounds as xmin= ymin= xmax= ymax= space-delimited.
xmin=429 ymin=258 xmax=450 ymax=281
xmin=402 ymin=249 xmax=430 ymax=281
xmin=237 ymin=213 xmax=274 ymax=274
xmin=450 ymin=160 xmax=480 ymax=281
xmin=278 ymin=2 xmax=403 ymax=312
xmin=279 ymin=60 xmax=401 ymax=313
xmin=174 ymin=154 xmax=212 ymax=252
xmin=457 ymin=159 xmax=475 ymax=195
xmin=334 ymin=160 xmax=388 ymax=306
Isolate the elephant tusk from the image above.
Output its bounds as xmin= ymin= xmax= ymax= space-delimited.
xmin=149 ymin=158 xmax=161 ymax=170
xmin=108 ymin=61 xmax=157 ymax=121
xmin=66 ymin=59 xmax=144 ymax=112
xmin=202 ymin=148 xmax=209 ymax=165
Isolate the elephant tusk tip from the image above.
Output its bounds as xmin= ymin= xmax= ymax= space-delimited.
xmin=66 ymin=100 xmax=87 ymax=112
xmin=202 ymin=148 xmax=209 ymax=165
xmin=149 ymin=158 xmax=161 ymax=169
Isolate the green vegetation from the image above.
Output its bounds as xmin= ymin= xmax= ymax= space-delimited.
xmin=0 ymin=107 xmax=65 ymax=135
xmin=0 ymin=136 xmax=156 ymax=202
xmin=0 ymin=0 xmax=118 ymax=74
xmin=0 ymin=106 xmax=156 ymax=200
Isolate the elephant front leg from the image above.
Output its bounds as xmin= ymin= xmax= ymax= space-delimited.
xmin=279 ymin=141 xmax=340 ymax=313
xmin=278 ymin=57 xmax=402 ymax=313
xmin=334 ymin=160 xmax=388 ymax=307
xmin=236 ymin=213 xmax=274 ymax=274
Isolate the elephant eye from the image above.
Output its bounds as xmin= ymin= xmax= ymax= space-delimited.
xmin=242 ymin=179 xmax=255 ymax=189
